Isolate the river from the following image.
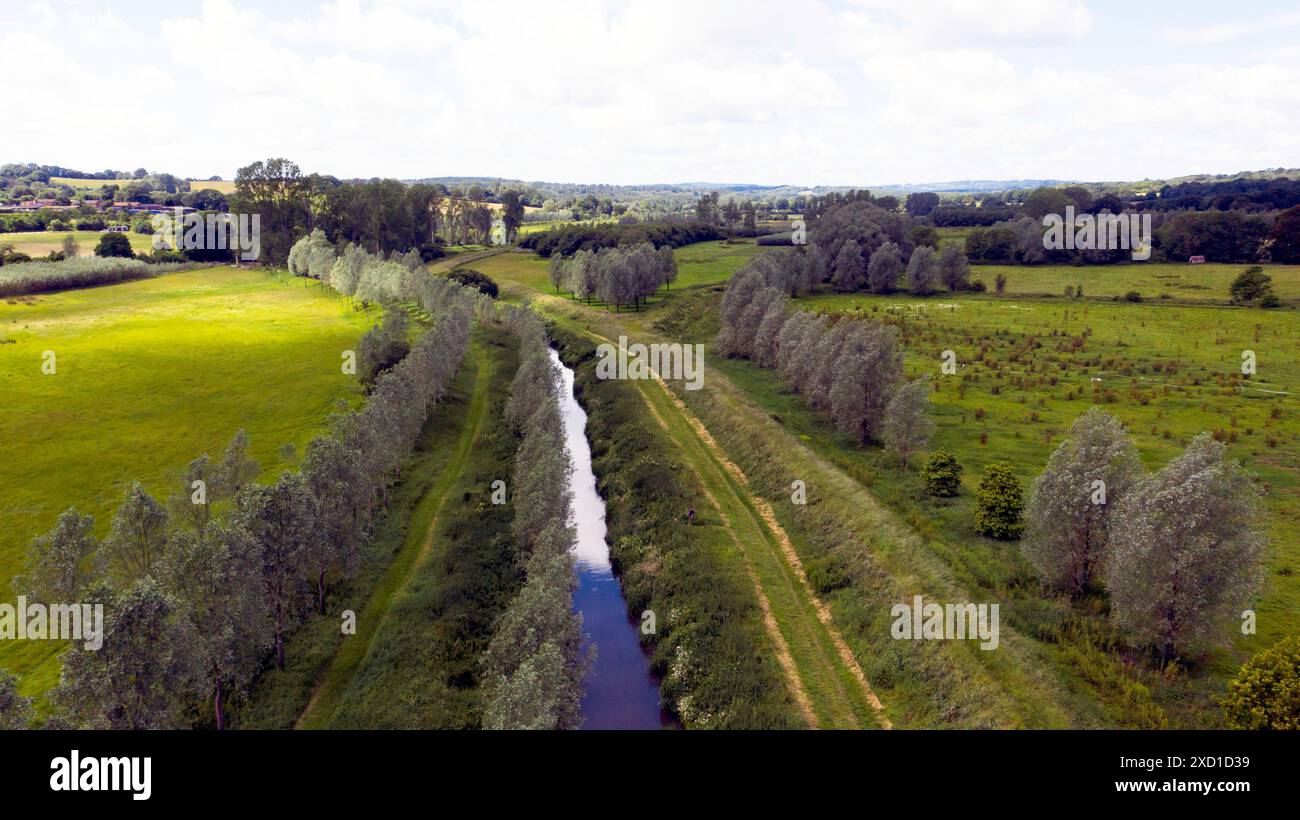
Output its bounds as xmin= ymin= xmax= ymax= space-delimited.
xmin=550 ymin=349 xmax=674 ymax=729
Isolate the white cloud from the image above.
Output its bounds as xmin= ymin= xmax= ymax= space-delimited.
xmin=1157 ymin=12 xmax=1300 ymax=45
xmin=4 ymin=0 xmax=1300 ymax=185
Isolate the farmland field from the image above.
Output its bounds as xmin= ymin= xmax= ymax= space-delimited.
xmin=0 ymin=267 xmax=373 ymax=695
xmin=188 ymin=179 xmax=237 ymax=194
xmin=0 ymin=230 xmax=155 ymax=258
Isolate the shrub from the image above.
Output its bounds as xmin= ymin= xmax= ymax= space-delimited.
xmin=1123 ymin=290 xmax=1143 ymax=302
xmin=447 ymin=268 xmax=499 ymax=298
xmin=1229 ymin=265 xmax=1274 ymax=305
xmin=921 ymin=449 xmax=963 ymax=497
xmin=974 ymin=462 xmax=1023 ymax=539
xmin=994 ymin=272 xmax=1007 ymax=294
xmin=1222 ymin=636 xmax=1300 ymax=729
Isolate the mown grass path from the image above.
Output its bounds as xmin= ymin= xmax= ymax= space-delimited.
xmin=294 ymin=334 xmax=495 ymax=729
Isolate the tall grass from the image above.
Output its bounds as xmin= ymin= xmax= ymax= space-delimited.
xmin=0 ymin=257 xmax=195 ymax=298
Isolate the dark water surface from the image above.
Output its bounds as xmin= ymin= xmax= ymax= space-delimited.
xmin=551 ymin=349 xmax=674 ymax=730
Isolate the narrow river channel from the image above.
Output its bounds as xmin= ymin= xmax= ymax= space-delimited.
xmin=550 ymin=349 xmax=675 ymax=729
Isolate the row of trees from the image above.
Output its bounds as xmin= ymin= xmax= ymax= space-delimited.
xmin=547 ymin=242 xmax=677 ymax=310
xmin=1021 ymin=409 xmax=1267 ymax=662
xmin=481 ymin=308 xmax=586 ymax=729
xmin=233 ymin=157 xmax=532 ymax=265
xmin=287 ymin=229 xmax=425 ymax=307
xmin=6 ymin=262 xmax=482 ymax=729
xmin=718 ymin=262 xmax=931 ymax=461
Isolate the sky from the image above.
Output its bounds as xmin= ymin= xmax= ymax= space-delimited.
xmin=3 ymin=0 xmax=1299 ymax=186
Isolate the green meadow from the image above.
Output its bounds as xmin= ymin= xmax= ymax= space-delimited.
xmin=1 ymin=230 xmax=156 ymax=258
xmin=0 ymin=267 xmax=373 ymax=695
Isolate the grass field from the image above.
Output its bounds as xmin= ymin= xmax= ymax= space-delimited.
xmin=973 ymin=262 xmax=1300 ymax=304
xmin=741 ymin=288 xmax=1299 ymax=721
xmin=459 ymin=238 xmax=764 ymax=297
xmin=0 ymin=267 xmax=374 ymax=696
xmin=1 ymin=230 xmax=154 ymax=258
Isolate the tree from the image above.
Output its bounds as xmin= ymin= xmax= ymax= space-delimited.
xmin=548 ymin=255 xmax=567 ymax=293
xmin=882 ymin=378 xmax=932 ymax=467
xmin=1107 ymin=434 xmax=1267 ymax=662
xmin=1270 ymin=204 xmax=1300 ymax=264
xmin=974 ymin=463 xmax=1023 ymax=540
xmin=0 ymin=672 xmax=34 ymax=730
xmin=216 ymin=429 xmax=260 ymax=498
xmin=329 ymin=243 xmax=367 ymax=302
xmin=233 ymin=472 xmax=316 ymax=670
xmin=828 ymin=321 xmax=903 ymax=443
xmin=1222 ymin=636 xmax=1300 ymax=729
xmin=921 ymin=450 xmax=963 ymax=496
xmin=905 ymin=192 xmax=940 ymax=217
xmin=94 ymin=232 xmax=133 ymax=258
xmin=17 ymin=507 xmax=96 ymax=603
xmin=658 ymin=246 xmax=678 ymax=290
xmin=910 ymin=225 xmax=939 ymax=248
xmin=159 ymin=523 xmax=270 ymax=729
xmin=61 ymin=233 xmax=80 ymax=259
xmin=867 ymin=241 xmax=902 ymax=293
xmin=500 ymin=190 xmax=525 ymax=241
xmin=167 ymin=455 xmax=215 ymax=533
xmin=1022 ymin=187 xmax=1072 ymax=220
xmin=1229 ymin=265 xmax=1275 ymax=305
xmin=99 ymin=482 xmax=169 ymax=583
xmin=54 ymin=578 xmax=202 ymax=729
xmin=716 ymin=268 xmax=766 ymax=356
xmin=906 ymin=246 xmax=937 ymax=296
xmin=301 ymin=435 xmax=363 ymax=614
xmin=938 ymin=244 xmax=970 ymax=292
xmin=832 ymin=239 xmax=865 ymax=291
xmin=1021 ymin=408 xmax=1143 ymax=596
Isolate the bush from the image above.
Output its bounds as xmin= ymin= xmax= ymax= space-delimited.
xmin=446 ymin=268 xmax=499 ymax=298
xmin=1230 ymin=265 xmax=1276 ymax=306
xmin=94 ymin=232 xmax=134 ymax=258
xmin=805 ymin=554 xmax=852 ymax=595
xmin=417 ymin=242 xmax=445 ymax=263
xmin=994 ymin=272 xmax=1007 ymax=294
xmin=921 ymin=449 xmax=963 ymax=497
xmin=974 ymin=462 xmax=1023 ymax=539
xmin=1123 ymin=290 xmax=1143 ymax=302
xmin=1223 ymin=636 xmax=1300 ymax=729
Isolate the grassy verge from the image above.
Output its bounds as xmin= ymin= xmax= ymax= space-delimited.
xmin=312 ymin=325 xmax=521 ymax=728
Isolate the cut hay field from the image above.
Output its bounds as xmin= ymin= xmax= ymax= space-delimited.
xmin=49 ymin=177 xmax=143 ymax=190
xmin=188 ymin=179 xmax=237 ymax=194
xmin=0 ymin=230 xmax=155 ymax=258
xmin=0 ymin=267 xmax=373 ymax=696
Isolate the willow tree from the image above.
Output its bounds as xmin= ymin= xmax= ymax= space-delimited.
xmin=1107 ymin=434 xmax=1267 ymax=662
xmin=1022 ymin=408 xmax=1143 ymax=597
